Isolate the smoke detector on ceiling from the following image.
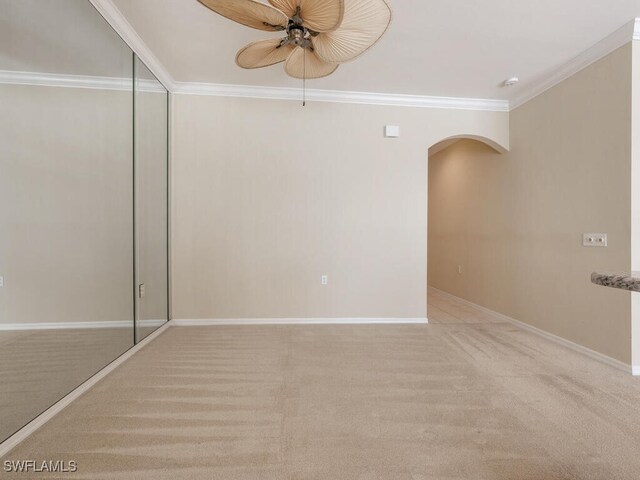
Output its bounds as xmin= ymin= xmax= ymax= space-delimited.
xmin=504 ymin=76 xmax=519 ymax=87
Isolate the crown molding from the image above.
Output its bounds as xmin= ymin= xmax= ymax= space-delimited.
xmin=88 ymin=0 xmax=176 ymax=92
xmin=634 ymin=17 xmax=640 ymax=41
xmin=0 ymin=69 xmax=507 ymax=111
xmin=0 ymin=70 xmax=166 ymax=93
xmin=173 ymin=81 xmax=510 ymax=111
xmin=510 ymin=17 xmax=640 ymax=110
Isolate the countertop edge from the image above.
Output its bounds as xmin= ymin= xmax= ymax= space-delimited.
xmin=591 ymin=272 xmax=640 ymax=292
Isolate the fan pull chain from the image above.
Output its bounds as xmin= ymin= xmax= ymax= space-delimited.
xmin=303 ymin=48 xmax=306 ymax=107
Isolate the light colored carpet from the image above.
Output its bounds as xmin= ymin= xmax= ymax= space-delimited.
xmin=3 ymin=291 xmax=640 ymax=479
xmin=0 ymin=328 xmax=133 ymax=443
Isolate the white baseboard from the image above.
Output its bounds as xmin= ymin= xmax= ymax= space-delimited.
xmin=137 ymin=319 xmax=168 ymax=328
xmin=0 ymin=319 xmax=167 ymax=331
xmin=0 ymin=321 xmax=171 ymax=458
xmin=172 ymin=317 xmax=428 ymax=326
xmin=429 ymin=287 xmax=634 ymax=375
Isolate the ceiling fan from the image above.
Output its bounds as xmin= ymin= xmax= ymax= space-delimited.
xmin=197 ymin=0 xmax=392 ymax=85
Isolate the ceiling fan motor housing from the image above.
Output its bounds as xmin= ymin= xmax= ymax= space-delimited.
xmin=287 ymin=22 xmax=307 ymax=47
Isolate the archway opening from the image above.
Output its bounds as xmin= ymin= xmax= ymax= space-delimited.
xmin=426 ymin=136 xmax=506 ymax=324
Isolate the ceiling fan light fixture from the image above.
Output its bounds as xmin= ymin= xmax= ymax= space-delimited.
xmin=197 ymin=0 xmax=392 ymax=80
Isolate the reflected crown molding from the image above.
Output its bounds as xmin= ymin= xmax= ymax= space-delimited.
xmin=0 ymin=70 xmax=166 ymax=93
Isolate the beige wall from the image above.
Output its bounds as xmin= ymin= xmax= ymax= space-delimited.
xmin=171 ymin=95 xmax=508 ymax=320
xmin=0 ymin=83 xmax=134 ymax=325
xmin=429 ymin=44 xmax=633 ymax=364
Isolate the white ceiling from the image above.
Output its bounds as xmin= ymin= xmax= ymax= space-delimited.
xmin=110 ymin=0 xmax=640 ymax=101
xmin=3 ymin=0 xmax=640 ymax=101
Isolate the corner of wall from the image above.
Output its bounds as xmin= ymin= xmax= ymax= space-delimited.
xmin=631 ymin=39 xmax=640 ymax=368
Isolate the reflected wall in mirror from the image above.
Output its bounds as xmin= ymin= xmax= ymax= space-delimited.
xmin=134 ymin=57 xmax=169 ymax=341
xmin=0 ymin=0 xmax=168 ymax=443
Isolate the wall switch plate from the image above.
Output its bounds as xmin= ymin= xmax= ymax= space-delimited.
xmin=384 ymin=125 xmax=400 ymax=138
xmin=0 ymin=276 xmax=3 ymax=287
xmin=138 ymin=283 xmax=146 ymax=298
xmin=321 ymin=275 xmax=328 ymax=285
xmin=583 ymin=233 xmax=608 ymax=247
xmin=457 ymin=265 xmax=463 ymax=274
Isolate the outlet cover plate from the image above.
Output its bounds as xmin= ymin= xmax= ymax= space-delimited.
xmin=583 ymin=233 xmax=608 ymax=247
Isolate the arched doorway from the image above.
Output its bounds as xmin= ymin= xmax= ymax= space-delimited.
xmin=426 ymin=136 xmax=506 ymax=324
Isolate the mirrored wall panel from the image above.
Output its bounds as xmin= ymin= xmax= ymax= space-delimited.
xmin=134 ymin=57 xmax=169 ymax=342
xmin=0 ymin=0 xmax=169 ymax=443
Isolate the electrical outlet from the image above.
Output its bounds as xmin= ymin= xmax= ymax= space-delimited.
xmin=457 ymin=265 xmax=463 ymax=274
xmin=138 ymin=283 xmax=146 ymax=298
xmin=0 ymin=276 xmax=3 ymax=287
xmin=321 ymin=275 xmax=328 ymax=285
xmin=583 ymin=233 xmax=608 ymax=247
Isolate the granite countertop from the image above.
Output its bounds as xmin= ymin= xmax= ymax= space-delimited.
xmin=591 ymin=272 xmax=640 ymax=292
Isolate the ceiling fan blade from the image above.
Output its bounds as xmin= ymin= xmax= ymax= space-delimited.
xmin=198 ymin=0 xmax=289 ymax=31
xmin=268 ymin=0 xmax=297 ymax=18
xmin=269 ymin=0 xmax=344 ymax=32
xmin=312 ymin=0 xmax=391 ymax=63
xmin=284 ymin=47 xmax=339 ymax=79
xmin=299 ymin=0 xmax=344 ymax=33
xmin=236 ymin=38 xmax=296 ymax=68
